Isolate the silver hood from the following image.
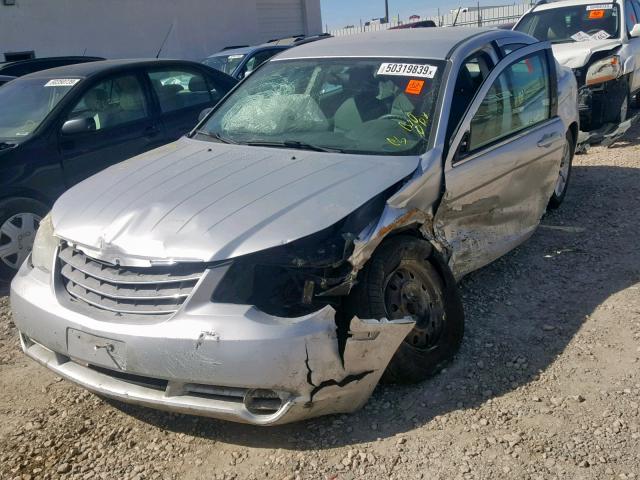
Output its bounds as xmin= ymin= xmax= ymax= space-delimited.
xmin=552 ymin=40 xmax=621 ymax=69
xmin=52 ymin=137 xmax=420 ymax=264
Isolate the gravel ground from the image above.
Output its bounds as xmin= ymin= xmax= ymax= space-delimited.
xmin=1 ymin=126 xmax=640 ymax=480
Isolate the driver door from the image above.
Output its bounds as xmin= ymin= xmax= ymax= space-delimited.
xmin=58 ymin=71 xmax=161 ymax=187
xmin=435 ymin=43 xmax=566 ymax=279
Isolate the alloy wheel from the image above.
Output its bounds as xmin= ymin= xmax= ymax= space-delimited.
xmin=0 ymin=212 xmax=42 ymax=270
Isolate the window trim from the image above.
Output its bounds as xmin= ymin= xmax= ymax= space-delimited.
xmin=446 ymin=42 xmax=557 ymax=169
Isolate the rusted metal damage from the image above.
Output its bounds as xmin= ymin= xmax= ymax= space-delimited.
xmin=348 ymin=205 xmax=448 ymax=272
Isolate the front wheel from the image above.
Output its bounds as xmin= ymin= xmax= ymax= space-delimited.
xmin=613 ymin=93 xmax=629 ymax=124
xmin=0 ymin=198 xmax=48 ymax=281
xmin=548 ymin=131 xmax=575 ymax=210
xmin=344 ymin=236 xmax=465 ymax=384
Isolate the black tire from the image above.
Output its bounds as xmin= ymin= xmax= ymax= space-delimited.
xmin=0 ymin=197 xmax=49 ymax=281
xmin=613 ymin=92 xmax=630 ymax=124
xmin=548 ymin=131 xmax=575 ymax=210
xmin=344 ymin=236 xmax=465 ymax=384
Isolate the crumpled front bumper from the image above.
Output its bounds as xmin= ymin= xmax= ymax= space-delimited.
xmin=10 ymin=261 xmax=414 ymax=425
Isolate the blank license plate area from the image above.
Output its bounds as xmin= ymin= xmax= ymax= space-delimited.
xmin=67 ymin=329 xmax=127 ymax=370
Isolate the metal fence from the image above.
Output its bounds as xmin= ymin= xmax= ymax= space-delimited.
xmin=329 ymin=3 xmax=532 ymax=37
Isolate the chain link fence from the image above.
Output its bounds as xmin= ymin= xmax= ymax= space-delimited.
xmin=329 ymin=3 xmax=533 ymax=37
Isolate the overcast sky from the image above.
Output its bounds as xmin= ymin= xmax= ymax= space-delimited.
xmin=320 ymin=0 xmax=522 ymax=30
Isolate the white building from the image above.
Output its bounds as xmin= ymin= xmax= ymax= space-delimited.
xmin=0 ymin=0 xmax=322 ymax=61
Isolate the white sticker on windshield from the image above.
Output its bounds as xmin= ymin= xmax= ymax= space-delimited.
xmin=591 ymin=30 xmax=611 ymax=40
xmin=44 ymin=79 xmax=81 ymax=87
xmin=571 ymin=31 xmax=593 ymax=42
xmin=377 ymin=63 xmax=438 ymax=78
xmin=587 ymin=3 xmax=613 ymax=9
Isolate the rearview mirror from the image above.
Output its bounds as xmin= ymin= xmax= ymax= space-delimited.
xmin=61 ymin=117 xmax=96 ymax=135
xmin=631 ymin=24 xmax=640 ymax=38
xmin=198 ymin=108 xmax=213 ymax=122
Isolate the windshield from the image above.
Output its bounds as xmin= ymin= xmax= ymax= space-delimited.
xmin=202 ymin=54 xmax=246 ymax=75
xmin=0 ymin=77 xmax=79 ymax=141
xmin=198 ymin=57 xmax=445 ymax=155
xmin=515 ymin=3 xmax=620 ymax=43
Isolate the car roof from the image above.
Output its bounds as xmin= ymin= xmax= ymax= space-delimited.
xmin=20 ymin=59 xmax=222 ymax=80
xmin=532 ymin=0 xmax=620 ymax=11
xmin=277 ymin=27 xmax=533 ymax=60
xmin=209 ymin=45 xmax=288 ymax=58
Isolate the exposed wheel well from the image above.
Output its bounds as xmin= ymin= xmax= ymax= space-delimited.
xmin=568 ymin=122 xmax=579 ymax=147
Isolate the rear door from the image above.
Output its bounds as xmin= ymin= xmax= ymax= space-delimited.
xmin=59 ymin=70 xmax=161 ymax=187
xmin=146 ymin=66 xmax=229 ymax=141
xmin=435 ymin=43 xmax=565 ymax=279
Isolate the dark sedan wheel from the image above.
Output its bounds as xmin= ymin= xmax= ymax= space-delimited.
xmin=345 ymin=236 xmax=464 ymax=384
xmin=0 ymin=198 xmax=48 ymax=281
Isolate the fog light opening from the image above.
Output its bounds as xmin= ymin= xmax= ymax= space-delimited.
xmin=243 ymin=389 xmax=283 ymax=415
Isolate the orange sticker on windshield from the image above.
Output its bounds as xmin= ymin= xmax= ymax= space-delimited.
xmin=588 ymin=9 xmax=605 ymax=19
xmin=405 ymin=79 xmax=425 ymax=95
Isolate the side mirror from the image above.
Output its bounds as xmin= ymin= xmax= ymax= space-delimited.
xmin=198 ymin=108 xmax=213 ymax=122
xmin=631 ymin=24 xmax=640 ymax=38
xmin=61 ymin=117 xmax=96 ymax=135
xmin=454 ymin=131 xmax=471 ymax=163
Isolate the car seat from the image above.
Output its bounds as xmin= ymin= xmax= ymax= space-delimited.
xmin=83 ymin=88 xmax=108 ymax=130
xmin=334 ymin=67 xmax=386 ymax=133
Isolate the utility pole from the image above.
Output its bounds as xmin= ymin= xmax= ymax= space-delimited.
xmin=384 ymin=0 xmax=389 ymax=24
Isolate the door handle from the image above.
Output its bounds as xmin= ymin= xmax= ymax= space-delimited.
xmin=537 ymin=132 xmax=561 ymax=148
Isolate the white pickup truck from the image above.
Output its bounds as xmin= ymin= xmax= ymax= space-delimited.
xmin=515 ymin=0 xmax=640 ymax=131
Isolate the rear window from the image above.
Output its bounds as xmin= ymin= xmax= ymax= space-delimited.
xmin=515 ymin=3 xmax=621 ymax=43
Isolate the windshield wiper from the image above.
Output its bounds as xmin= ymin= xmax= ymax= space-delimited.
xmin=244 ymin=140 xmax=344 ymax=153
xmin=0 ymin=142 xmax=16 ymax=151
xmin=194 ymin=130 xmax=238 ymax=144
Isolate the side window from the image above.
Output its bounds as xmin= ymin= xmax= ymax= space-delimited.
xmin=239 ymin=50 xmax=279 ymax=79
xmin=468 ymin=52 xmax=551 ymax=152
xmin=148 ymin=69 xmax=214 ymax=113
xmin=626 ymin=0 xmax=638 ymax=34
xmin=447 ymin=50 xmax=494 ymax=141
xmin=68 ymin=74 xmax=148 ymax=130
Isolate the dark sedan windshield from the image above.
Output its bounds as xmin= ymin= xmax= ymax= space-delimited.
xmin=515 ymin=3 xmax=621 ymax=43
xmin=0 ymin=77 xmax=79 ymax=141
xmin=198 ymin=57 xmax=445 ymax=155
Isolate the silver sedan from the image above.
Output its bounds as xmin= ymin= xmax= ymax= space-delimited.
xmin=11 ymin=27 xmax=579 ymax=425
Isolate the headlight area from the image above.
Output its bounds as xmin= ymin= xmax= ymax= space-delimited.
xmin=576 ymin=55 xmax=628 ymax=131
xmin=30 ymin=214 xmax=58 ymax=273
xmin=585 ymin=55 xmax=622 ymax=87
xmin=212 ymin=193 xmax=390 ymax=318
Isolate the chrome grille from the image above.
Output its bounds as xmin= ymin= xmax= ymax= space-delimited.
xmin=58 ymin=245 xmax=205 ymax=316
